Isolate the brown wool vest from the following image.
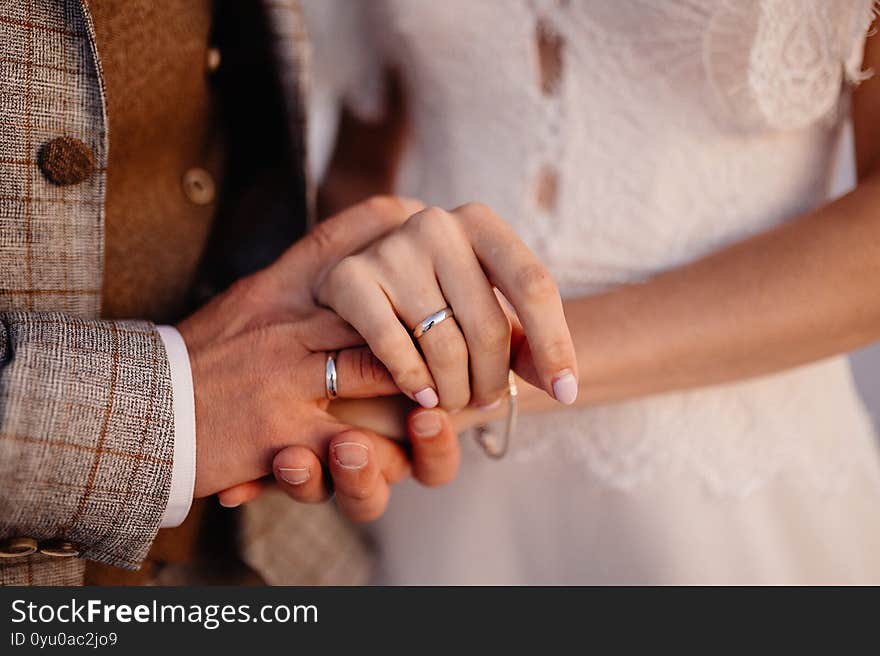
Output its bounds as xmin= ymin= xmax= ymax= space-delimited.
xmin=84 ymin=0 xmax=306 ymax=585
xmin=85 ymin=0 xmax=235 ymax=585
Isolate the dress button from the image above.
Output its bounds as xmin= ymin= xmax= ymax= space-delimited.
xmin=0 ymin=537 xmax=38 ymax=558
xmin=182 ymin=167 xmax=216 ymax=205
xmin=38 ymin=136 xmax=96 ymax=186
xmin=206 ymin=47 xmax=222 ymax=73
xmin=39 ymin=540 xmax=80 ymax=558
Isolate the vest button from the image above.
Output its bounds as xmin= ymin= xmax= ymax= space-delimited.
xmin=182 ymin=167 xmax=216 ymax=205
xmin=38 ymin=137 xmax=96 ymax=186
xmin=39 ymin=540 xmax=80 ymax=558
xmin=0 ymin=537 xmax=38 ymax=558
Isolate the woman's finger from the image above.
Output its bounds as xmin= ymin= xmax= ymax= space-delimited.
xmin=407 ymin=408 xmax=461 ymax=487
xmin=273 ymin=445 xmax=332 ymax=503
xmin=318 ymin=259 xmax=439 ymax=407
xmin=380 ymin=211 xmax=473 ymax=411
xmin=420 ymin=210 xmax=511 ymax=408
xmin=454 ymin=202 xmax=579 ymax=404
xmin=410 ymin=318 xmax=471 ymax=412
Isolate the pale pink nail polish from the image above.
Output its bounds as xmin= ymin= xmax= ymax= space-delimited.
xmin=414 ymin=387 xmax=439 ymax=408
xmin=552 ymin=370 xmax=578 ymax=405
xmin=478 ymin=399 xmax=502 ymax=412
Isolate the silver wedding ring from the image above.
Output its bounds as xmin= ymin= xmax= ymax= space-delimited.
xmin=325 ymin=351 xmax=338 ymax=400
xmin=412 ymin=306 xmax=454 ymax=339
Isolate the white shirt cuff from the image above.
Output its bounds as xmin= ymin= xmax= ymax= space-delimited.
xmin=156 ymin=325 xmax=196 ymax=528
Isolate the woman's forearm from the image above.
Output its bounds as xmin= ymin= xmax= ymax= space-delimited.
xmin=498 ymin=171 xmax=880 ymax=421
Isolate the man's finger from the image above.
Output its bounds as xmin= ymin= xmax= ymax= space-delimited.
xmin=329 ymin=430 xmax=393 ymax=522
xmin=297 ymin=308 xmax=365 ymax=352
xmin=407 ymin=408 xmax=460 ymax=487
xmin=273 ymin=446 xmax=332 ymax=503
xmin=270 ymin=196 xmax=425 ymax=286
xmin=301 ymin=347 xmax=400 ymax=401
xmin=217 ymin=479 xmax=272 ymax=508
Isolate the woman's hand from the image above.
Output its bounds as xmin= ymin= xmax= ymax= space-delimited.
xmin=315 ymin=202 xmax=579 ymax=411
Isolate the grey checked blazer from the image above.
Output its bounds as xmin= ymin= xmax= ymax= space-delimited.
xmin=0 ymin=0 xmax=369 ymax=586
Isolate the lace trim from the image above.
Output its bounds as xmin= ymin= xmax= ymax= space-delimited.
xmin=705 ymin=0 xmax=878 ymax=133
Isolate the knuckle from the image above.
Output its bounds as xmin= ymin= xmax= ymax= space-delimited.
xmin=406 ymin=206 xmax=452 ymax=238
xmin=322 ymin=256 xmax=365 ymax=300
xmin=453 ymin=202 xmax=501 ymax=231
xmin=456 ymin=201 xmax=494 ymax=219
xmin=516 ymin=264 xmax=558 ymax=302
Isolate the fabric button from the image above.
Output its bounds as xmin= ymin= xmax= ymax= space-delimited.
xmin=0 ymin=537 xmax=38 ymax=558
xmin=206 ymin=47 xmax=222 ymax=73
xmin=38 ymin=137 xmax=96 ymax=186
xmin=39 ymin=540 xmax=80 ymax=558
xmin=182 ymin=167 xmax=216 ymax=205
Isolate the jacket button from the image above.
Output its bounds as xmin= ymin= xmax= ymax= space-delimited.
xmin=39 ymin=540 xmax=80 ymax=558
xmin=0 ymin=537 xmax=38 ymax=558
xmin=38 ymin=137 xmax=96 ymax=186
xmin=182 ymin=167 xmax=216 ymax=205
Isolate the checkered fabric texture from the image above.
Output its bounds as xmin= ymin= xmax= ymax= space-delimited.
xmin=0 ymin=0 xmax=370 ymax=586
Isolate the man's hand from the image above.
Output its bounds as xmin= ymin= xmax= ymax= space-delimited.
xmin=178 ymin=196 xmax=434 ymax=499
xmin=216 ymin=407 xmax=461 ymax=522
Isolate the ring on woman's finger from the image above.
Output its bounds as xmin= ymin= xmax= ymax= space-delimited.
xmin=412 ymin=306 xmax=455 ymax=339
xmin=325 ymin=351 xmax=339 ymax=400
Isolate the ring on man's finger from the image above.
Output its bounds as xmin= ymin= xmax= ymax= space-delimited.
xmin=325 ymin=351 xmax=339 ymax=400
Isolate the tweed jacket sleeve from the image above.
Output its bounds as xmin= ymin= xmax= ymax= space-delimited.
xmin=0 ymin=2 xmax=177 ymax=584
xmin=0 ymin=313 xmax=175 ymax=571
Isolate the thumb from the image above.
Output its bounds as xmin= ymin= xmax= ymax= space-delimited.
xmin=269 ymin=196 xmax=424 ymax=288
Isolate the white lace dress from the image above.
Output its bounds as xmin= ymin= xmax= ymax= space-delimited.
xmin=302 ymin=0 xmax=880 ymax=584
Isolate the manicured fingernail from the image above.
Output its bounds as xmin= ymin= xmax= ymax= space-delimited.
xmin=219 ymin=498 xmax=241 ymax=508
xmin=552 ymin=370 xmax=578 ymax=405
xmin=332 ymin=442 xmax=369 ymax=470
xmin=411 ymin=410 xmax=442 ymax=438
xmin=278 ymin=467 xmax=310 ymax=485
xmin=478 ymin=399 xmax=502 ymax=412
xmin=414 ymin=387 xmax=439 ymax=409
